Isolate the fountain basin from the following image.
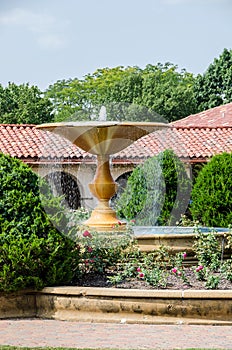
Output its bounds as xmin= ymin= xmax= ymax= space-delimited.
xmin=133 ymin=226 xmax=229 ymax=236
xmin=133 ymin=226 xmax=230 ymax=256
xmin=36 ymin=121 xmax=167 ymax=155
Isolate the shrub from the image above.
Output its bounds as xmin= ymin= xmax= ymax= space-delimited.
xmin=115 ymin=149 xmax=191 ymax=225
xmin=0 ymin=153 xmax=80 ymax=292
xmin=190 ymin=152 xmax=232 ymax=227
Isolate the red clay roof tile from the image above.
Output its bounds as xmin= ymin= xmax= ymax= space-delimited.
xmin=0 ymin=102 xmax=232 ymax=164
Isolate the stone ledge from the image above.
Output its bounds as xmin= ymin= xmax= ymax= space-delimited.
xmin=1 ymin=287 xmax=232 ymax=325
xmin=40 ymin=286 xmax=182 ymax=298
xmin=0 ymin=290 xmax=36 ymax=319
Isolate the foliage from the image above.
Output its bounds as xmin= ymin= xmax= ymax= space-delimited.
xmin=73 ymin=229 xmax=135 ymax=275
xmin=0 ymin=82 xmax=53 ymax=124
xmin=0 ymin=153 xmax=80 ymax=292
xmin=194 ymin=48 xmax=232 ymax=111
xmin=192 ymin=228 xmax=230 ymax=289
xmin=115 ymin=149 xmax=191 ymax=225
xmin=106 ymin=227 xmax=232 ymax=290
xmin=107 ymin=244 xmax=171 ymax=288
xmin=45 ymin=63 xmax=197 ymax=122
xmin=193 ymin=229 xmax=222 ymax=271
xmin=176 ymin=214 xmax=199 ymax=227
xmin=190 ymin=152 xmax=232 ymax=227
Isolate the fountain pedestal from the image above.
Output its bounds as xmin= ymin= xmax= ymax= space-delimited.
xmin=85 ymin=154 xmax=122 ymax=229
xmin=36 ymin=121 xmax=168 ymax=231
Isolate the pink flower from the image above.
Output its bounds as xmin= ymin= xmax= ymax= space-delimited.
xmin=137 ymin=267 xmax=142 ymax=272
xmin=171 ymin=267 xmax=178 ymax=274
xmin=118 ymin=221 xmax=122 ymax=225
xmin=139 ymin=273 xmax=144 ymax=278
xmin=87 ymin=246 xmax=93 ymax=253
xmin=83 ymin=230 xmax=92 ymax=238
xmin=196 ymin=265 xmax=204 ymax=272
xmin=183 ymin=252 xmax=187 ymax=259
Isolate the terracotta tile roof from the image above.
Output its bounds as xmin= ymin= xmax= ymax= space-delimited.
xmin=172 ymin=102 xmax=232 ymax=127
xmin=0 ymin=124 xmax=91 ymax=163
xmin=114 ymin=125 xmax=232 ymax=162
xmin=0 ymin=102 xmax=232 ymax=164
xmin=115 ymin=102 xmax=232 ymax=162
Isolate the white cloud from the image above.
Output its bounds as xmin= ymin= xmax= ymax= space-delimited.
xmin=0 ymin=8 xmax=68 ymax=50
xmin=0 ymin=8 xmax=54 ymax=31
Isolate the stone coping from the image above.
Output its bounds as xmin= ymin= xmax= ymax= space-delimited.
xmin=40 ymin=286 xmax=232 ymax=299
xmin=1 ymin=287 xmax=232 ymax=325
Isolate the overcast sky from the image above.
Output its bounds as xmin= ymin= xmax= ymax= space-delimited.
xmin=0 ymin=0 xmax=231 ymax=91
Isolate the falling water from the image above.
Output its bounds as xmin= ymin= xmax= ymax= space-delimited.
xmin=98 ymin=106 xmax=107 ymax=121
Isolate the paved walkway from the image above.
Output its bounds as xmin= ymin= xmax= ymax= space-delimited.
xmin=1 ymin=319 xmax=232 ymax=349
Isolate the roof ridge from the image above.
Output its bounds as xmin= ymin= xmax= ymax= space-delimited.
xmin=171 ymin=102 xmax=232 ymax=123
xmin=171 ymin=125 xmax=232 ymax=129
xmin=0 ymin=124 xmax=36 ymax=127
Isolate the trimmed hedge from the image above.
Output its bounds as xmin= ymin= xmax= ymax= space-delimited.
xmin=190 ymin=152 xmax=232 ymax=227
xmin=0 ymin=153 xmax=80 ymax=292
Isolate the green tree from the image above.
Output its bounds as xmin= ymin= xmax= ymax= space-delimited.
xmin=45 ymin=63 xmax=197 ymax=122
xmin=190 ymin=152 xmax=232 ymax=227
xmin=115 ymin=149 xmax=191 ymax=225
xmin=0 ymin=82 xmax=53 ymax=124
xmin=194 ymin=48 xmax=232 ymax=111
xmin=0 ymin=153 xmax=80 ymax=292
xmin=110 ymin=63 xmax=197 ymax=122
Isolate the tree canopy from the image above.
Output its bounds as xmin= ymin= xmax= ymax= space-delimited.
xmin=45 ymin=63 xmax=197 ymax=123
xmin=194 ymin=48 xmax=232 ymax=111
xmin=0 ymin=82 xmax=53 ymax=124
xmin=1 ymin=49 xmax=232 ymax=125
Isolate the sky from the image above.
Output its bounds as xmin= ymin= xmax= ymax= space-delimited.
xmin=0 ymin=0 xmax=231 ymax=91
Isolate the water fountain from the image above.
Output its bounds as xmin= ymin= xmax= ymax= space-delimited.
xmin=36 ymin=120 xmax=168 ymax=231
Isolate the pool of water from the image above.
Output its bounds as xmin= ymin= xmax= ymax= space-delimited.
xmin=133 ymin=226 xmax=229 ymax=236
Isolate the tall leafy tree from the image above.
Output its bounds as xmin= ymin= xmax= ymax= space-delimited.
xmin=45 ymin=63 xmax=197 ymax=122
xmin=0 ymin=82 xmax=53 ymax=124
xmin=194 ymin=48 xmax=232 ymax=111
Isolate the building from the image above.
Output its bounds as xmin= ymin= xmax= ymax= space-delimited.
xmin=0 ymin=102 xmax=232 ymax=210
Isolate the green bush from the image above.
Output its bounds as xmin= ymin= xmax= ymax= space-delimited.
xmin=190 ymin=152 xmax=232 ymax=227
xmin=0 ymin=153 xmax=80 ymax=292
xmin=115 ymin=149 xmax=191 ymax=225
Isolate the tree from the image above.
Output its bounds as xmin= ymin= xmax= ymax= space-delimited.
xmin=0 ymin=82 xmax=53 ymax=124
xmin=194 ymin=48 xmax=232 ymax=111
xmin=115 ymin=149 xmax=191 ymax=225
xmin=111 ymin=63 xmax=197 ymax=122
xmin=0 ymin=153 xmax=80 ymax=292
xmin=45 ymin=63 xmax=197 ymax=122
xmin=190 ymin=152 xmax=232 ymax=227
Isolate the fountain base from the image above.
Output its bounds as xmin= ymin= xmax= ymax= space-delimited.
xmin=84 ymin=200 xmax=126 ymax=231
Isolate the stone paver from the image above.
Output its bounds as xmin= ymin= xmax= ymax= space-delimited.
xmin=0 ymin=319 xmax=232 ymax=349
